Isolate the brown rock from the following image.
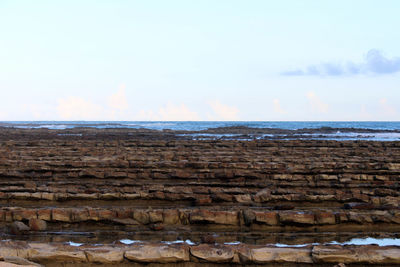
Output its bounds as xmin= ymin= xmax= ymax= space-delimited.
xmin=149 ymin=210 xmax=163 ymax=223
xmin=2 ymin=256 xmax=43 ymax=267
xmin=10 ymin=222 xmax=29 ymax=235
xmin=51 ymin=209 xmax=71 ymax=222
xmin=133 ymin=210 xmax=150 ymax=225
xmin=85 ymin=247 xmax=124 ymax=264
xmin=190 ymin=244 xmax=234 ymax=263
xmin=312 ymin=245 xmax=400 ymax=264
xmin=88 ymin=209 xmax=99 ymax=221
xmin=242 ymin=210 xmax=255 ymax=226
xmin=116 ymin=208 xmax=133 ymax=219
xmin=315 ymin=212 xmax=336 ymax=225
xmin=12 ymin=209 xmax=37 ymax=221
xmin=36 ymin=210 xmax=51 ymax=221
xmin=40 ymin=193 xmax=55 ymax=201
xmin=29 ymin=219 xmax=47 ymax=231
xmin=0 ymin=262 xmax=38 ymax=267
xmin=71 ymin=209 xmax=89 ymax=222
xmin=195 ymin=196 xmax=212 ymax=205
xmin=163 ymin=210 xmax=179 ymax=225
xmin=98 ymin=209 xmax=116 ymax=221
xmin=112 ymin=218 xmax=138 ymax=225
xmin=347 ymin=212 xmax=373 ymax=224
xmin=254 ymin=188 xmax=271 ymax=202
xmin=125 ymin=244 xmax=189 ymax=263
xmin=28 ymin=243 xmax=86 ymax=262
xmin=245 ymin=246 xmax=313 ymax=263
xmin=254 ymin=211 xmax=278 ymax=225
xmin=234 ymin=194 xmax=252 ymax=203
xmin=0 ymin=240 xmax=31 ymax=259
xmin=279 ymin=211 xmax=315 ymax=225
xmin=189 ymin=210 xmax=238 ymax=225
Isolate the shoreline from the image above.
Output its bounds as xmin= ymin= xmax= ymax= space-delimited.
xmin=0 ymin=126 xmax=400 ymax=141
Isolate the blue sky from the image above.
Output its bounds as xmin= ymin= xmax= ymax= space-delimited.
xmin=1 ymin=0 xmax=399 ymax=121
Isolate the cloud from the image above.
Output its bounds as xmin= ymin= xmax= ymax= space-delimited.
xmin=108 ymin=85 xmax=128 ymax=110
xmin=56 ymin=85 xmax=133 ymax=120
xmin=208 ymin=100 xmax=239 ymax=121
xmin=379 ymin=98 xmax=397 ymax=116
xmin=306 ymin=91 xmax=328 ymax=113
xmin=273 ymin=98 xmax=287 ymax=114
xmin=282 ymin=49 xmax=400 ymax=76
xmin=57 ymin=97 xmax=103 ymax=120
xmin=138 ymin=103 xmax=200 ymax=121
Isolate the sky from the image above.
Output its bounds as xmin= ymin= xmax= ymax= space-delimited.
xmin=1 ymin=0 xmax=399 ymax=121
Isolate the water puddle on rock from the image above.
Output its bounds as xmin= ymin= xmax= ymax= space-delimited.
xmin=269 ymin=238 xmax=400 ymax=247
xmin=67 ymin=241 xmax=83 ymax=247
xmin=328 ymin=237 xmax=400 ymax=246
xmin=4 ymin=231 xmax=400 ymax=248
xmin=60 ymin=237 xmax=400 ymax=248
xmin=119 ymin=239 xmax=142 ymax=245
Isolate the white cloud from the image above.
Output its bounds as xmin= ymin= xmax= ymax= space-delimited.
xmin=138 ymin=103 xmax=200 ymax=121
xmin=273 ymin=98 xmax=287 ymax=114
xmin=57 ymin=97 xmax=103 ymax=120
xmin=108 ymin=84 xmax=128 ymax=110
xmin=282 ymin=49 xmax=400 ymax=76
xmin=306 ymin=92 xmax=328 ymax=113
xmin=379 ymin=98 xmax=397 ymax=116
xmin=56 ymin=85 xmax=133 ymax=120
xmin=208 ymin=100 xmax=239 ymax=121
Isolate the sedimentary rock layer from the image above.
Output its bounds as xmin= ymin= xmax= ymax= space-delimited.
xmin=0 ymin=128 xmax=399 ymax=266
xmin=1 ymin=240 xmax=400 ymax=266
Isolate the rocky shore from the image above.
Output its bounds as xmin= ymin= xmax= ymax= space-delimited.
xmin=0 ymin=127 xmax=399 ymax=266
xmin=1 ymin=240 xmax=400 ymax=266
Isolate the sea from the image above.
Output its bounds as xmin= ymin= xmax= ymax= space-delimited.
xmin=1 ymin=121 xmax=400 ymax=141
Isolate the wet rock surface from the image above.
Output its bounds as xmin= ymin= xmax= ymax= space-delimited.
xmin=0 ymin=127 xmax=399 ymax=266
xmin=0 ymin=240 xmax=399 ymax=266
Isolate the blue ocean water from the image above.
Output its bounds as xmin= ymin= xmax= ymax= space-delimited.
xmin=1 ymin=121 xmax=400 ymax=131
xmin=1 ymin=121 xmax=400 ymax=141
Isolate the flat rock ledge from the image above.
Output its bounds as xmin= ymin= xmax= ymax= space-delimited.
xmin=1 ymin=241 xmax=400 ymax=266
xmin=3 ymin=207 xmax=400 ymax=229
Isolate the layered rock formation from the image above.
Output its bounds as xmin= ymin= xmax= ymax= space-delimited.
xmin=0 ymin=127 xmax=399 ymax=266
xmin=1 ymin=240 xmax=400 ymax=266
